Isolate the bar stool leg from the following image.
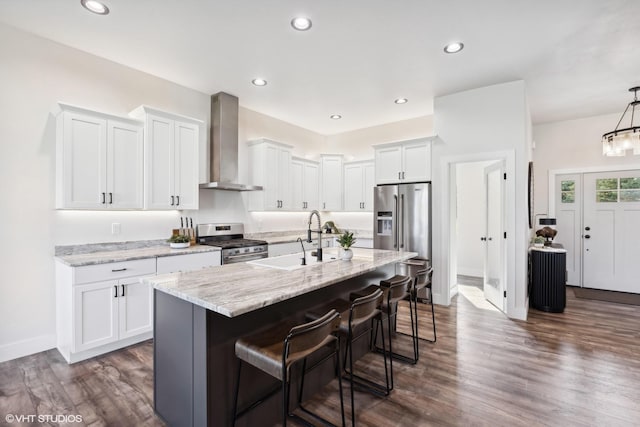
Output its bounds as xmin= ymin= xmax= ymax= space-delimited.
xmin=232 ymin=361 xmax=242 ymax=427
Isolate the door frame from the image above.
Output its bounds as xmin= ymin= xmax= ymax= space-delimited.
xmin=439 ymin=149 xmax=516 ymax=316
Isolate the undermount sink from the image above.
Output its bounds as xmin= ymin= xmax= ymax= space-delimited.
xmin=247 ymin=249 xmax=340 ymax=271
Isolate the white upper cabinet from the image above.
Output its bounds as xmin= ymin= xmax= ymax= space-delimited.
xmin=320 ymin=154 xmax=344 ymax=211
xmin=130 ymin=106 xmax=201 ymax=210
xmin=291 ymin=157 xmax=320 ymax=211
xmin=248 ymin=139 xmax=293 ymax=211
xmin=374 ymin=138 xmax=432 ymax=184
xmin=344 ymin=160 xmax=375 ymax=211
xmin=56 ymin=104 xmax=143 ymax=209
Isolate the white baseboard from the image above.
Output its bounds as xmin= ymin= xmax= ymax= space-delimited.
xmin=457 ymin=267 xmax=483 ymax=277
xmin=0 ymin=334 xmax=56 ymax=363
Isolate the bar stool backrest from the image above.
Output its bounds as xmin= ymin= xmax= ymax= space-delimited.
xmin=350 ymin=288 xmax=384 ymax=326
xmin=285 ymin=309 xmax=340 ymax=363
xmin=387 ymin=276 xmax=412 ymax=305
xmin=414 ymin=267 xmax=433 ymax=292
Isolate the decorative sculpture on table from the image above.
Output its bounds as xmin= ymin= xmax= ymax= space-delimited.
xmin=535 ymin=227 xmax=557 ymax=246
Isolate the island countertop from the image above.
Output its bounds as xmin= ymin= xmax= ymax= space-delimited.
xmin=145 ymin=248 xmax=417 ymax=318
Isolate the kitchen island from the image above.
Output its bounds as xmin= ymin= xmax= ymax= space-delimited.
xmin=145 ymin=247 xmax=416 ymax=427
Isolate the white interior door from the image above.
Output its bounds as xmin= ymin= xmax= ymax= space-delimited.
xmin=483 ymin=161 xmax=505 ymax=311
xmin=583 ymin=170 xmax=640 ymax=293
xmin=554 ymin=174 xmax=582 ymax=286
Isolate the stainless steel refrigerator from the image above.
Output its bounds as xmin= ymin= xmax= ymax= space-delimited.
xmin=374 ymin=182 xmax=431 ymax=262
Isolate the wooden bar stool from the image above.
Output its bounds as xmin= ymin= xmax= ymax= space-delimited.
xmin=232 ymin=310 xmax=345 ymax=427
xmin=306 ymin=288 xmax=388 ymax=427
xmin=351 ymin=275 xmax=412 ymax=390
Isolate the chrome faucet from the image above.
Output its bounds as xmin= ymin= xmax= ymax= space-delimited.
xmin=297 ymin=237 xmax=306 ymax=265
xmin=307 ymin=210 xmax=323 ymax=261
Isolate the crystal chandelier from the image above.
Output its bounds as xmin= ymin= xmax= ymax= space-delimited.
xmin=602 ymin=87 xmax=640 ymax=156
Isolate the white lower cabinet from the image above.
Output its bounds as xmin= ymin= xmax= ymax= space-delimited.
xmin=56 ymin=250 xmax=221 ymax=363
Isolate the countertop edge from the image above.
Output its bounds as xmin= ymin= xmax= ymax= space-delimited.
xmin=55 ymin=245 xmax=221 ymax=267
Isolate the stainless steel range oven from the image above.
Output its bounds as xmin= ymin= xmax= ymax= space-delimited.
xmin=197 ymin=223 xmax=268 ymax=264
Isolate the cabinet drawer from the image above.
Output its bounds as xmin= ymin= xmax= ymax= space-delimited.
xmin=74 ymin=258 xmax=156 ymax=285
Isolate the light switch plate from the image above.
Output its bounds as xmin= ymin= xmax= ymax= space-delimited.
xmin=111 ymin=223 xmax=121 ymax=235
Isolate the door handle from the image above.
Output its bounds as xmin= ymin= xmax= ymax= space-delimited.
xmin=480 ymin=237 xmax=487 ymax=241
xmin=394 ymin=194 xmax=398 ymax=248
xmin=487 ymin=237 xmax=493 ymax=241
xmin=585 ymin=226 xmax=590 ymax=231
xmin=400 ymin=194 xmax=405 ymax=248
xmin=584 ymin=235 xmax=591 ymax=239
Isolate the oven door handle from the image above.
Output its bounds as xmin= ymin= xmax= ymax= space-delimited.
xmin=224 ymin=252 xmax=268 ymax=263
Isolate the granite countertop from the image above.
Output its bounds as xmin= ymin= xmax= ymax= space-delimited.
xmin=55 ymin=242 xmax=220 ymax=267
xmin=145 ymin=248 xmax=416 ymax=318
xmin=246 ymin=229 xmax=374 ymax=245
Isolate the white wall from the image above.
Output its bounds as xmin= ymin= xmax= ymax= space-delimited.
xmin=456 ymin=161 xmax=495 ymax=277
xmin=533 ymin=113 xmax=640 ymax=216
xmin=433 ymin=81 xmax=532 ymax=320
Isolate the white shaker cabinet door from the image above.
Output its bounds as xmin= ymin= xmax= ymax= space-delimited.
xmin=73 ymin=280 xmax=119 ymax=352
xmin=344 ymin=163 xmax=364 ymax=211
xmin=145 ymin=114 xmax=175 ymax=209
xmin=321 ymin=155 xmax=343 ymax=211
xmin=402 ymin=140 xmax=431 ymax=182
xmin=303 ymin=161 xmax=320 ymax=210
xmin=291 ymin=159 xmax=304 ymax=211
xmin=118 ymin=277 xmax=153 ymax=340
xmin=278 ymin=148 xmax=292 ymax=210
xmin=107 ymin=120 xmax=144 ymax=209
xmin=363 ymin=163 xmax=375 ymax=211
xmin=375 ymin=145 xmax=402 ymax=184
xmin=174 ymin=121 xmax=199 ymax=210
xmin=59 ymin=112 xmax=107 ymax=209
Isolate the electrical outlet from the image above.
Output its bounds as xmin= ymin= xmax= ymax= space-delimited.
xmin=111 ymin=223 xmax=121 ymax=235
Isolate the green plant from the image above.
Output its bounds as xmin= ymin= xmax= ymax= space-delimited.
xmin=531 ymin=236 xmax=545 ymax=244
xmin=168 ymin=234 xmax=190 ymax=243
xmin=336 ymin=230 xmax=356 ymax=249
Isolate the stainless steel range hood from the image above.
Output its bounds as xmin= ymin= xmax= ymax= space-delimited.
xmin=199 ymin=92 xmax=262 ymax=191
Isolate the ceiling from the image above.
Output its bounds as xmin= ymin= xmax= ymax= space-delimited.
xmin=1 ymin=0 xmax=639 ymax=135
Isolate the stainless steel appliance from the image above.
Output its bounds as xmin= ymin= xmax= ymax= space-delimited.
xmin=197 ymin=223 xmax=268 ymax=264
xmin=374 ymin=182 xmax=431 ymax=260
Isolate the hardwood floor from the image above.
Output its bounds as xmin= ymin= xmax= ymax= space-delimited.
xmin=2 ymin=290 xmax=639 ymax=426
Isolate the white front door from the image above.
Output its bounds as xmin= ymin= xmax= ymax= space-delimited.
xmin=483 ymin=161 xmax=505 ymax=311
xmin=583 ymin=171 xmax=640 ymax=293
xmin=554 ymin=174 xmax=582 ymax=286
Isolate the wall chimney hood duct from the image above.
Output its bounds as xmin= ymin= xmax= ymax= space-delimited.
xmin=199 ymin=92 xmax=262 ymax=191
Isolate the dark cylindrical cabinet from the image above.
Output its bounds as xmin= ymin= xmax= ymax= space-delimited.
xmin=529 ymin=247 xmax=566 ymax=313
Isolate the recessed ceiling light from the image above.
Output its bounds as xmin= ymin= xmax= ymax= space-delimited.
xmin=444 ymin=42 xmax=464 ymax=54
xmin=330 ymin=114 xmax=342 ymax=120
xmin=252 ymin=78 xmax=267 ymax=86
xmin=80 ymin=0 xmax=109 ymax=15
xmin=291 ymin=17 xmax=312 ymax=31
xmin=394 ymin=98 xmax=408 ymax=104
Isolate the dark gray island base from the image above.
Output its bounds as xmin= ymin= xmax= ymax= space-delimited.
xmin=147 ymin=248 xmax=416 ymax=427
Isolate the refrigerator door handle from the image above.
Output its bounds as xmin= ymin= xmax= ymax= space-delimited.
xmin=394 ymin=194 xmax=399 ymax=248
xmin=400 ymin=194 xmax=405 ymax=248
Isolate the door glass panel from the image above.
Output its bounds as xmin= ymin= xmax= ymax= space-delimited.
xmin=560 ymin=180 xmax=575 ymax=203
xmin=596 ymin=178 xmax=618 ymax=190
xmin=596 ymin=191 xmax=618 ymax=203
xmin=620 ymin=189 xmax=640 ymax=202
xmin=620 ymin=177 xmax=640 ymax=189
